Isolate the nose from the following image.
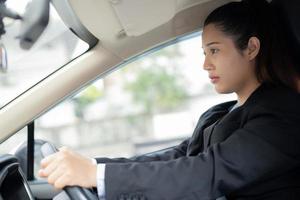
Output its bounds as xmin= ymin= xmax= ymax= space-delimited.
xmin=202 ymin=55 xmax=214 ymax=71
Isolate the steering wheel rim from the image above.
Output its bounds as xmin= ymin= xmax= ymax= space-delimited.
xmin=40 ymin=142 xmax=98 ymax=200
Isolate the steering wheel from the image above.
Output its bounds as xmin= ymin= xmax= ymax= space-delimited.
xmin=40 ymin=142 xmax=98 ymax=200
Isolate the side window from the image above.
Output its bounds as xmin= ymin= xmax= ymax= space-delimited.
xmin=34 ymin=33 xmax=235 ymax=158
xmin=0 ymin=128 xmax=27 ymax=154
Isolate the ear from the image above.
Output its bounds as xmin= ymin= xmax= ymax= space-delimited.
xmin=246 ymin=37 xmax=260 ymax=61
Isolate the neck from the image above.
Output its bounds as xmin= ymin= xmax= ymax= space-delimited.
xmin=236 ymin=81 xmax=261 ymax=105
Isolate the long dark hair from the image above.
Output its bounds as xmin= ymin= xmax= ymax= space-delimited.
xmin=204 ymin=0 xmax=299 ymax=90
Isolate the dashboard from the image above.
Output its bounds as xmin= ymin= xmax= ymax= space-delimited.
xmin=0 ymin=154 xmax=34 ymax=200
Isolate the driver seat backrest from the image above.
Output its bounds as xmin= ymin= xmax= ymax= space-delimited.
xmin=271 ymin=0 xmax=300 ymax=91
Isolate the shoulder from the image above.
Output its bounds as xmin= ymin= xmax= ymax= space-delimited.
xmin=243 ymin=83 xmax=300 ymax=113
xmin=232 ymin=84 xmax=300 ymax=131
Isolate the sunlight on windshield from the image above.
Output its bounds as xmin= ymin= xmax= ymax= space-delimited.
xmin=0 ymin=0 xmax=89 ymax=108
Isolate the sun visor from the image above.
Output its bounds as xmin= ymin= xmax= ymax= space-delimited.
xmin=110 ymin=0 xmax=176 ymax=36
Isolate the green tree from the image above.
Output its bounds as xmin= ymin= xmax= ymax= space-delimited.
xmin=124 ymin=45 xmax=187 ymax=113
xmin=72 ymin=85 xmax=103 ymax=118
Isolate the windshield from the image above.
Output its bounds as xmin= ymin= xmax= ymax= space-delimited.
xmin=0 ymin=0 xmax=89 ymax=108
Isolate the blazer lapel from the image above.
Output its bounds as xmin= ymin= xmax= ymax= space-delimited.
xmin=202 ymin=119 xmax=221 ymax=151
xmin=187 ymin=101 xmax=236 ymax=156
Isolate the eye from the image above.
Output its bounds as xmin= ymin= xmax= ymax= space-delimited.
xmin=210 ymin=48 xmax=219 ymax=55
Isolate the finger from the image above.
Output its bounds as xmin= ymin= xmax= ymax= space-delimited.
xmin=40 ymin=153 xmax=57 ymax=168
xmin=54 ymin=173 xmax=73 ymax=189
xmin=40 ymin=156 xmax=61 ymax=177
xmin=47 ymin=167 xmax=64 ymax=185
xmin=38 ymin=169 xmax=47 ymax=178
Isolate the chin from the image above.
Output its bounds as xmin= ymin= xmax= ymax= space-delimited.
xmin=214 ymin=85 xmax=233 ymax=94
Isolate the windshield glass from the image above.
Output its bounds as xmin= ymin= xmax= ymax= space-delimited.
xmin=0 ymin=0 xmax=89 ymax=108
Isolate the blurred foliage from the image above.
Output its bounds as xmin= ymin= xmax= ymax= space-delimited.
xmin=126 ymin=68 xmax=187 ymax=113
xmin=124 ymin=45 xmax=187 ymax=113
xmin=72 ymin=42 xmax=188 ymax=117
xmin=73 ymin=85 xmax=103 ymax=117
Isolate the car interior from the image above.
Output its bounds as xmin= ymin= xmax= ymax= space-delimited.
xmin=0 ymin=0 xmax=299 ymax=199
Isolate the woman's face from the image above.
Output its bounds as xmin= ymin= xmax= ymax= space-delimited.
xmin=202 ymin=24 xmax=258 ymax=95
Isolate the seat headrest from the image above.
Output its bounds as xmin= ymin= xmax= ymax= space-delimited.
xmin=271 ymin=0 xmax=300 ymax=77
xmin=271 ymin=0 xmax=300 ymax=48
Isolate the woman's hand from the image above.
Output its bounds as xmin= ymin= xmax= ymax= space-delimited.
xmin=38 ymin=147 xmax=97 ymax=189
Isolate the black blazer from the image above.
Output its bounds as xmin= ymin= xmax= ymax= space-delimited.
xmin=96 ymin=84 xmax=300 ymax=200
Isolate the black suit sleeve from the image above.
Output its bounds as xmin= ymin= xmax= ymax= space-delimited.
xmin=104 ymin=105 xmax=300 ymax=200
xmin=95 ymin=101 xmax=231 ymax=164
xmin=95 ymin=138 xmax=189 ymax=163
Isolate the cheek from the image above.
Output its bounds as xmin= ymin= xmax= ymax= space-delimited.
xmin=215 ymin=56 xmax=248 ymax=92
xmin=217 ymin=55 xmax=242 ymax=77
xmin=224 ymin=53 xmax=248 ymax=73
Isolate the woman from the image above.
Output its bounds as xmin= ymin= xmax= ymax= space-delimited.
xmin=39 ymin=1 xmax=300 ymax=199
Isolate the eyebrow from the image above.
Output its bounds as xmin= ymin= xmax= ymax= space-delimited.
xmin=203 ymin=41 xmax=221 ymax=47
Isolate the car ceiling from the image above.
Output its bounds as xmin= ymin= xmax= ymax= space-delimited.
xmin=68 ymin=0 xmax=234 ymax=60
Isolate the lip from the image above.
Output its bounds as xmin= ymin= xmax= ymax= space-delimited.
xmin=209 ymin=75 xmax=220 ymax=84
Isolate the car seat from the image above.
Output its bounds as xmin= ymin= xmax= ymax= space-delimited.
xmin=271 ymin=0 xmax=300 ymax=89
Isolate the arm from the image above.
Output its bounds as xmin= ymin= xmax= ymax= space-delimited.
xmin=38 ymin=101 xmax=235 ymax=192
xmin=95 ymin=101 xmax=236 ymax=164
xmin=95 ymin=138 xmax=189 ymax=163
xmin=103 ymin=105 xmax=300 ymax=199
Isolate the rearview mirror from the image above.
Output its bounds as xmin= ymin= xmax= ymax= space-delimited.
xmin=18 ymin=0 xmax=50 ymax=50
xmin=0 ymin=43 xmax=7 ymax=73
